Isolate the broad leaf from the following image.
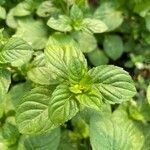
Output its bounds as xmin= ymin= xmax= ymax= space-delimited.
xmin=45 ymin=34 xmax=86 ymax=80
xmin=15 ymin=18 xmax=48 ymax=50
xmin=0 ymin=37 xmax=33 ymax=67
xmin=90 ymin=111 xmax=144 ymax=150
xmin=88 ymin=65 xmax=136 ymax=104
xmin=94 ymin=2 xmax=123 ymax=31
xmin=76 ymin=88 xmax=102 ymax=110
xmin=83 ymin=18 xmax=108 ymax=33
xmin=48 ymin=84 xmax=79 ymax=125
xmin=24 ymin=128 xmax=60 ymax=150
xmin=16 ymin=87 xmax=54 ymax=134
xmin=103 ymin=35 xmax=123 ymax=60
xmin=145 ymin=14 xmax=150 ymax=32
xmin=47 ymin=15 xmax=72 ymax=32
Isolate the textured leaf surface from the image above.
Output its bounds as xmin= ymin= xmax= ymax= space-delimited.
xmin=0 ymin=37 xmax=33 ymax=66
xmin=83 ymin=18 xmax=108 ymax=33
xmin=0 ymin=69 xmax=11 ymax=100
xmin=45 ymin=34 xmax=86 ymax=80
xmin=15 ymin=18 xmax=48 ymax=49
xmin=88 ymin=65 xmax=136 ymax=104
xmin=24 ymin=128 xmax=60 ymax=150
xmin=90 ymin=112 xmax=144 ymax=150
xmin=103 ymin=35 xmax=123 ymax=60
xmin=16 ymin=87 xmax=54 ymax=134
xmin=47 ymin=15 xmax=72 ymax=32
xmin=76 ymin=88 xmax=102 ymax=110
xmin=94 ymin=2 xmax=123 ymax=31
xmin=49 ymin=84 xmax=79 ymax=125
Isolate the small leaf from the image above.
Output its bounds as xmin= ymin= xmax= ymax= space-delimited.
xmin=0 ymin=37 xmax=33 ymax=67
xmin=72 ymin=31 xmax=97 ymax=53
xmin=83 ymin=18 xmax=108 ymax=33
xmin=49 ymin=84 xmax=79 ymax=125
xmin=45 ymin=34 xmax=86 ymax=80
xmin=68 ymin=58 xmax=87 ymax=84
xmin=47 ymin=15 xmax=72 ymax=32
xmin=87 ymin=48 xmax=109 ymax=66
xmin=88 ymin=65 xmax=136 ymax=104
xmin=103 ymin=35 xmax=123 ymax=60
xmin=0 ymin=6 xmax=6 ymax=19
xmin=16 ymin=87 xmax=54 ymax=134
xmin=76 ymin=88 xmax=102 ymax=110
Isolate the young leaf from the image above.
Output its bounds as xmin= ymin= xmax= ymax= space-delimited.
xmin=103 ymin=35 xmax=123 ymax=60
xmin=83 ymin=18 xmax=108 ymax=33
xmin=76 ymin=88 xmax=102 ymax=110
xmin=94 ymin=2 xmax=123 ymax=31
xmin=88 ymin=65 xmax=136 ymax=104
xmin=24 ymin=128 xmax=60 ymax=150
xmin=0 ymin=37 xmax=33 ymax=67
xmin=48 ymin=84 xmax=79 ymax=125
xmin=45 ymin=34 xmax=86 ymax=80
xmin=47 ymin=15 xmax=72 ymax=32
xmin=68 ymin=58 xmax=87 ymax=84
xmin=16 ymin=87 xmax=54 ymax=134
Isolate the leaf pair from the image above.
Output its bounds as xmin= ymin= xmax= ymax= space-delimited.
xmin=47 ymin=4 xmax=108 ymax=33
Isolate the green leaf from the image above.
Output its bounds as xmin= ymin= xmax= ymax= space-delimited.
xmin=36 ymin=1 xmax=59 ymax=17
xmin=13 ymin=1 xmax=32 ymax=16
xmin=24 ymin=128 xmax=60 ymax=150
xmin=83 ymin=18 xmax=108 ymax=33
xmin=70 ymin=4 xmax=83 ymax=21
xmin=47 ymin=15 xmax=72 ymax=32
xmin=0 ymin=69 xmax=11 ymax=100
xmin=0 ymin=6 xmax=6 ymax=19
xmin=6 ymin=8 xmax=18 ymax=29
xmin=145 ymin=14 xmax=150 ymax=32
xmin=16 ymin=87 xmax=54 ymax=134
xmin=147 ymin=84 xmax=150 ymax=104
xmin=45 ymin=34 xmax=86 ymax=80
xmin=15 ymin=18 xmax=48 ymax=50
xmin=2 ymin=122 xmax=20 ymax=146
xmin=27 ymin=66 xmax=59 ymax=85
xmin=87 ymin=48 xmax=109 ymax=66
xmin=94 ymin=2 xmax=123 ymax=31
xmin=88 ymin=65 xmax=136 ymax=104
xmin=76 ymin=88 xmax=102 ymax=110
xmin=103 ymin=35 xmax=123 ymax=60
xmin=70 ymin=4 xmax=83 ymax=30
xmin=48 ymin=84 xmax=79 ymax=125
xmin=0 ymin=37 xmax=33 ymax=67
xmin=0 ymin=69 xmax=11 ymax=117
xmin=72 ymin=31 xmax=97 ymax=53
xmin=68 ymin=58 xmax=87 ymax=84
xmin=90 ymin=112 xmax=144 ymax=150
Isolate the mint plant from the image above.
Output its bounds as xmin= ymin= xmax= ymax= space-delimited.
xmin=0 ymin=0 xmax=150 ymax=149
